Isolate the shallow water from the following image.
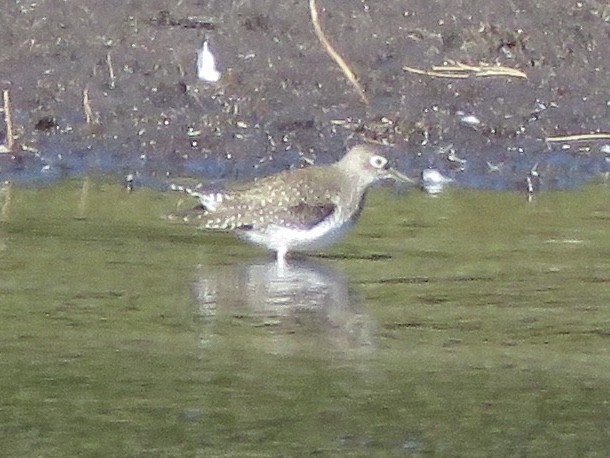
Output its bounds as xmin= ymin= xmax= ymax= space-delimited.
xmin=1 ymin=181 xmax=609 ymax=456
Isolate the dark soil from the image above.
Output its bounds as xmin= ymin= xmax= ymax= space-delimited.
xmin=1 ymin=0 xmax=609 ymax=190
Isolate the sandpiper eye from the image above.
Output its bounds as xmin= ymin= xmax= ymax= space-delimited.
xmin=370 ymin=155 xmax=387 ymax=169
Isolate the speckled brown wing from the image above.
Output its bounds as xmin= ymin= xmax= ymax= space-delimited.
xmin=281 ymin=201 xmax=336 ymax=230
xmin=197 ymin=166 xmax=346 ymax=231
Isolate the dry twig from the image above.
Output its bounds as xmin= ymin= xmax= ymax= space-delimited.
xmin=2 ymin=89 xmax=15 ymax=152
xmin=83 ymin=87 xmax=94 ymax=124
xmin=0 ymin=181 xmax=13 ymax=222
xmin=545 ymin=133 xmax=610 ymax=143
xmin=76 ymin=176 xmax=91 ymax=220
xmin=106 ymin=52 xmax=116 ymax=90
xmin=309 ymin=0 xmax=368 ymax=105
xmin=404 ymin=61 xmax=527 ymax=79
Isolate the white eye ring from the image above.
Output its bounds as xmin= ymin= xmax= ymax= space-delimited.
xmin=370 ymin=155 xmax=388 ymax=169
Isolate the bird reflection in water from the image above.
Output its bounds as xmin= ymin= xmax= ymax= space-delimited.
xmin=192 ymin=258 xmax=376 ymax=355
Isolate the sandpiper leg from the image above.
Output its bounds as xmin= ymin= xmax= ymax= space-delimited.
xmin=276 ymin=247 xmax=287 ymax=270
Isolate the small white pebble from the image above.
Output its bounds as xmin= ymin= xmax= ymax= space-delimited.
xmin=421 ymin=168 xmax=452 ymax=195
xmin=197 ymin=41 xmax=221 ymax=83
xmin=459 ymin=113 xmax=481 ymax=127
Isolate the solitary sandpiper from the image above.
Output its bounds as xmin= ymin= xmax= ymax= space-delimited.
xmin=168 ymin=144 xmax=411 ymax=266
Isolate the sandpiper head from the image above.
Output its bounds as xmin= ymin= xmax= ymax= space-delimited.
xmin=337 ymin=144 xmax=413 ymax=186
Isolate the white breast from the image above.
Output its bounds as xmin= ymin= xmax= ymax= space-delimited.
xmin=240 ymin=211 xmax=357 ymax=254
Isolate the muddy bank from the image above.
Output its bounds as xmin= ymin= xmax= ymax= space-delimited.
xmin=1 ymin=0 xmax=609 ymax=190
